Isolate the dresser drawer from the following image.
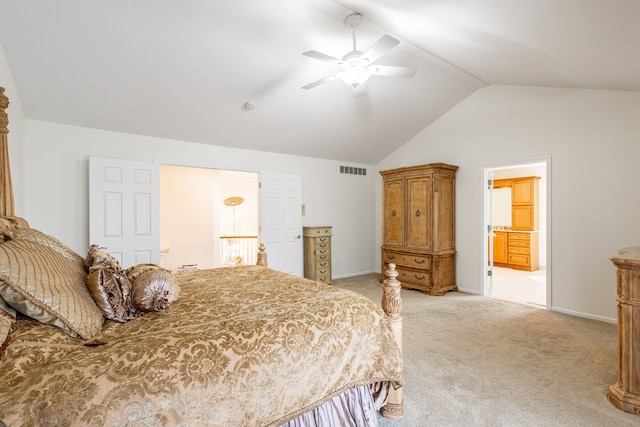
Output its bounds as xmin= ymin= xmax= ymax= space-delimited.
xmin=316 ymin=253 xmax=330 ymax=262
xmin=306 ymin=227 xmax=332 ymax=237
xmin=382 ymin=251 xmax=431 ymax=270
xmin=316 ymin=240 xmax=331 ymax=251
xmin=316 ymin=268 xmax=331 ymax=284
xmin=316 ymin=247 xmax=331 ymax=257
xmin=395 ymin=266 xmax=431 ymax=287
xmin=509 ymin=254 xmax=530 ymax=266
xmin=508 ymin=233 xmax=530 ymax=241
xmin=508 ymin=246 xmax=530 ymax=255
xmin=315 ymin=259 xmax=330 ymax=270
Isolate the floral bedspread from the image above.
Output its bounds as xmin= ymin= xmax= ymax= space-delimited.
xmin=0 ymin=266 xmax=403 ymax=426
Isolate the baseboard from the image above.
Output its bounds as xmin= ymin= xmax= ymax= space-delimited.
xmin=457 ymin=287 xmax=480 ymax=295
xmin=551 ymin=306 xmax=617 ymax=324
xmin=333 ymin=270 xmax=378 ymax=280
xmin=457 ymin=287 xmax=617 ymax=324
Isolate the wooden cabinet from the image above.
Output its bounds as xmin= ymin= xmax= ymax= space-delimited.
xmin=609 ymin=247 xmax=640 ymax=414
xmin=492 ymin=231 xmax=508 ymax=264
xmin=492 ymin=231 xmax=539 ymax=271
xmin=491 ymin=176 xmax=540 ymax=271
xmin=303 ymin=226 xmax=332 ymax=285
xmin=381 ymin=163 xmax=458 ymax=295
xmin=495 ymin=176 xmax=539 ymax=231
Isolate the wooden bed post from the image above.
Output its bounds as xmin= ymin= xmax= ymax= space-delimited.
xmin=381 ymin=263 xmax=404 ymax=419
xmin=257 ymin=243 xmax=268 ymax=267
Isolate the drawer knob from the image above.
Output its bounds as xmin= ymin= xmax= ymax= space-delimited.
xmin=392 ymin=210 xmax=397 ymax=217
xmin=415 ymin=275 xmax=426 ymax=280
xmin=415 ymin=210 xmax=420 ymax=217
xmin=387 ymin=254 xmax=395 ymax=260
xmin=414 ymin=258 xmax=425 ymax=264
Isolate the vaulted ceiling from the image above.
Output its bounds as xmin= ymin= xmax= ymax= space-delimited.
xmin=0 ymin=1 xmax=638 ymax=164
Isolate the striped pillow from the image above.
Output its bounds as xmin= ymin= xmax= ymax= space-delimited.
xmin=0 ymin=240 xmax=104 ymax=340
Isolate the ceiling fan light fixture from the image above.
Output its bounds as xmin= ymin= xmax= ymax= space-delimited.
xmin=338 ymin=66 xmax=373 ymax=87
xmin=338 ymin=51 xmax=372 ymax=86
xmin=302 ymin=12 xmax=415 ymax=97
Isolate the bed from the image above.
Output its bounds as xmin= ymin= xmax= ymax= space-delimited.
xmin=0 ymin=217 xmax=404 ymax=426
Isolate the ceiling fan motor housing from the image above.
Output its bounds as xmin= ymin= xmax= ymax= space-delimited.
xmin=345 ymin=12 xmax=363 ymax=28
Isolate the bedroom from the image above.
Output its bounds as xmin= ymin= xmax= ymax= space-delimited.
xmin=1 ymin=2 xmax=639 ymax=329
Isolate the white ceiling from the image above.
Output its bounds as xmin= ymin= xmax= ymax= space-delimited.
xmin=1 ymin=0 xmax=638 ymax=164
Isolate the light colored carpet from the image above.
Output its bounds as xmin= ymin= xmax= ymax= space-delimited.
xmin=333 ymin=274 xmax=639 ymax=427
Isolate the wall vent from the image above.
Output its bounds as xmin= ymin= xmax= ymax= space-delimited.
xmin=340 ymin=165 xmax=367 ymax=176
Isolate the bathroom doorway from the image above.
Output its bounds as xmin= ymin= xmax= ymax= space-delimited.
xmin=484 ymin=159 xmax=550 ymax=308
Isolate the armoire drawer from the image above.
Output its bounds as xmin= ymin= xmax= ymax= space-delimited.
xmin=382 ymin=251 xmax=431 ymax=270
xmin=394 ymin=266 xmax=431 ymax=288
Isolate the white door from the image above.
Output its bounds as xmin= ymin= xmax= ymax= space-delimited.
xmin=485 ymin=168 xmax=495 ymax=297
xmin=89 ymin=157 xmax=160 ymax=268
xmin=260 ymin=173 xmax=303 ymax=276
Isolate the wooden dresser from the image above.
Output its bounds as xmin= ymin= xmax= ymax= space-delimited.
xmin=380 ymin=163 xmax=458 ymax=296
xmin=609 ymin=246 xmax=640 ymax=414
xmin=303 ymin=226 xmax=332 ymax=285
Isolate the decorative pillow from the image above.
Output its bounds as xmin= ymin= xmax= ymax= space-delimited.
xmin=85 ymin=245 xmax=137 ymax=322
xmin=12 ymin=227 xmax=88 ymax=274
xmin=0 ymin=240 xmax=104 ymax=340
xmin=0 ymin=296 xmax=16 ymax=360
xmin=126 ymin=264 xmax=180 ymax=312
xmin=0 ymin=216 xmax=29 ymax=242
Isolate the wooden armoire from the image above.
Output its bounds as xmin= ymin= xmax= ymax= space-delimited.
xmin=380 ymin=163 xmax=458 ymax=295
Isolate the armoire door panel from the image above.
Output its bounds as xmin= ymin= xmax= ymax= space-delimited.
xmin=383 ymin=179 xmax=404 ymax=247
xmin=436 ymin=174 xmax=456 ymax=250
xmin=406 ymin=176 xmax=432 ymax=250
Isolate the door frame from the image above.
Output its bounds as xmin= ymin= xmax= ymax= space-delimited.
xmin=482 ymin=156 xmax=552 ymax=309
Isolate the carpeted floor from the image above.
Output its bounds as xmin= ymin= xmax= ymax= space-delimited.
xmin=333 ymin=274 xmax=639 ymax=427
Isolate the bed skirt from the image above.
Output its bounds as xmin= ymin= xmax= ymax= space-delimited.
xmin=280 ymin=382 xmax=391 ymax=427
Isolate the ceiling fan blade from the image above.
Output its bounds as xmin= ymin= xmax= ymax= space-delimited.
xmin=302 ymin=50 xmax=342 ymax=65
xmin=302 ymin=73 xmax=340 ymax=90
xmin=352 ymin=83 xmax=367 ymax=98
xmin=361 ymin=35 xmax=400 ymax=63
xmin=370 ymin=65 xmax=417 ymax=78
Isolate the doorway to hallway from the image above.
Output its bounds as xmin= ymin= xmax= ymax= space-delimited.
xmin=485 ymin=159 xmax=550 ymax=308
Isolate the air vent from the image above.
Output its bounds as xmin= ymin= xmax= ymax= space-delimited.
xmin=340 ymin=166 xmax=367 ymax=176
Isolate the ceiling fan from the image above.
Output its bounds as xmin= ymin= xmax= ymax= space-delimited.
xmin=302 ymin=12 xmax=417 ymax=98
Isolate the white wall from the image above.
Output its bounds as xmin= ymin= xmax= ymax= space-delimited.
xmin=376 ymin=85 xmax=640 ymax=322
xmin=21 ymin=120 xmax=376 ymax=279
xmin=0 ymin=42 xmax=26 ymax=214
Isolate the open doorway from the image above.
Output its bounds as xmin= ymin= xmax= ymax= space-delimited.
xmin=484 ymin=159 xmax=550 ymax=309
xmin=159 ymin=165 xmax=259 ymax=271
